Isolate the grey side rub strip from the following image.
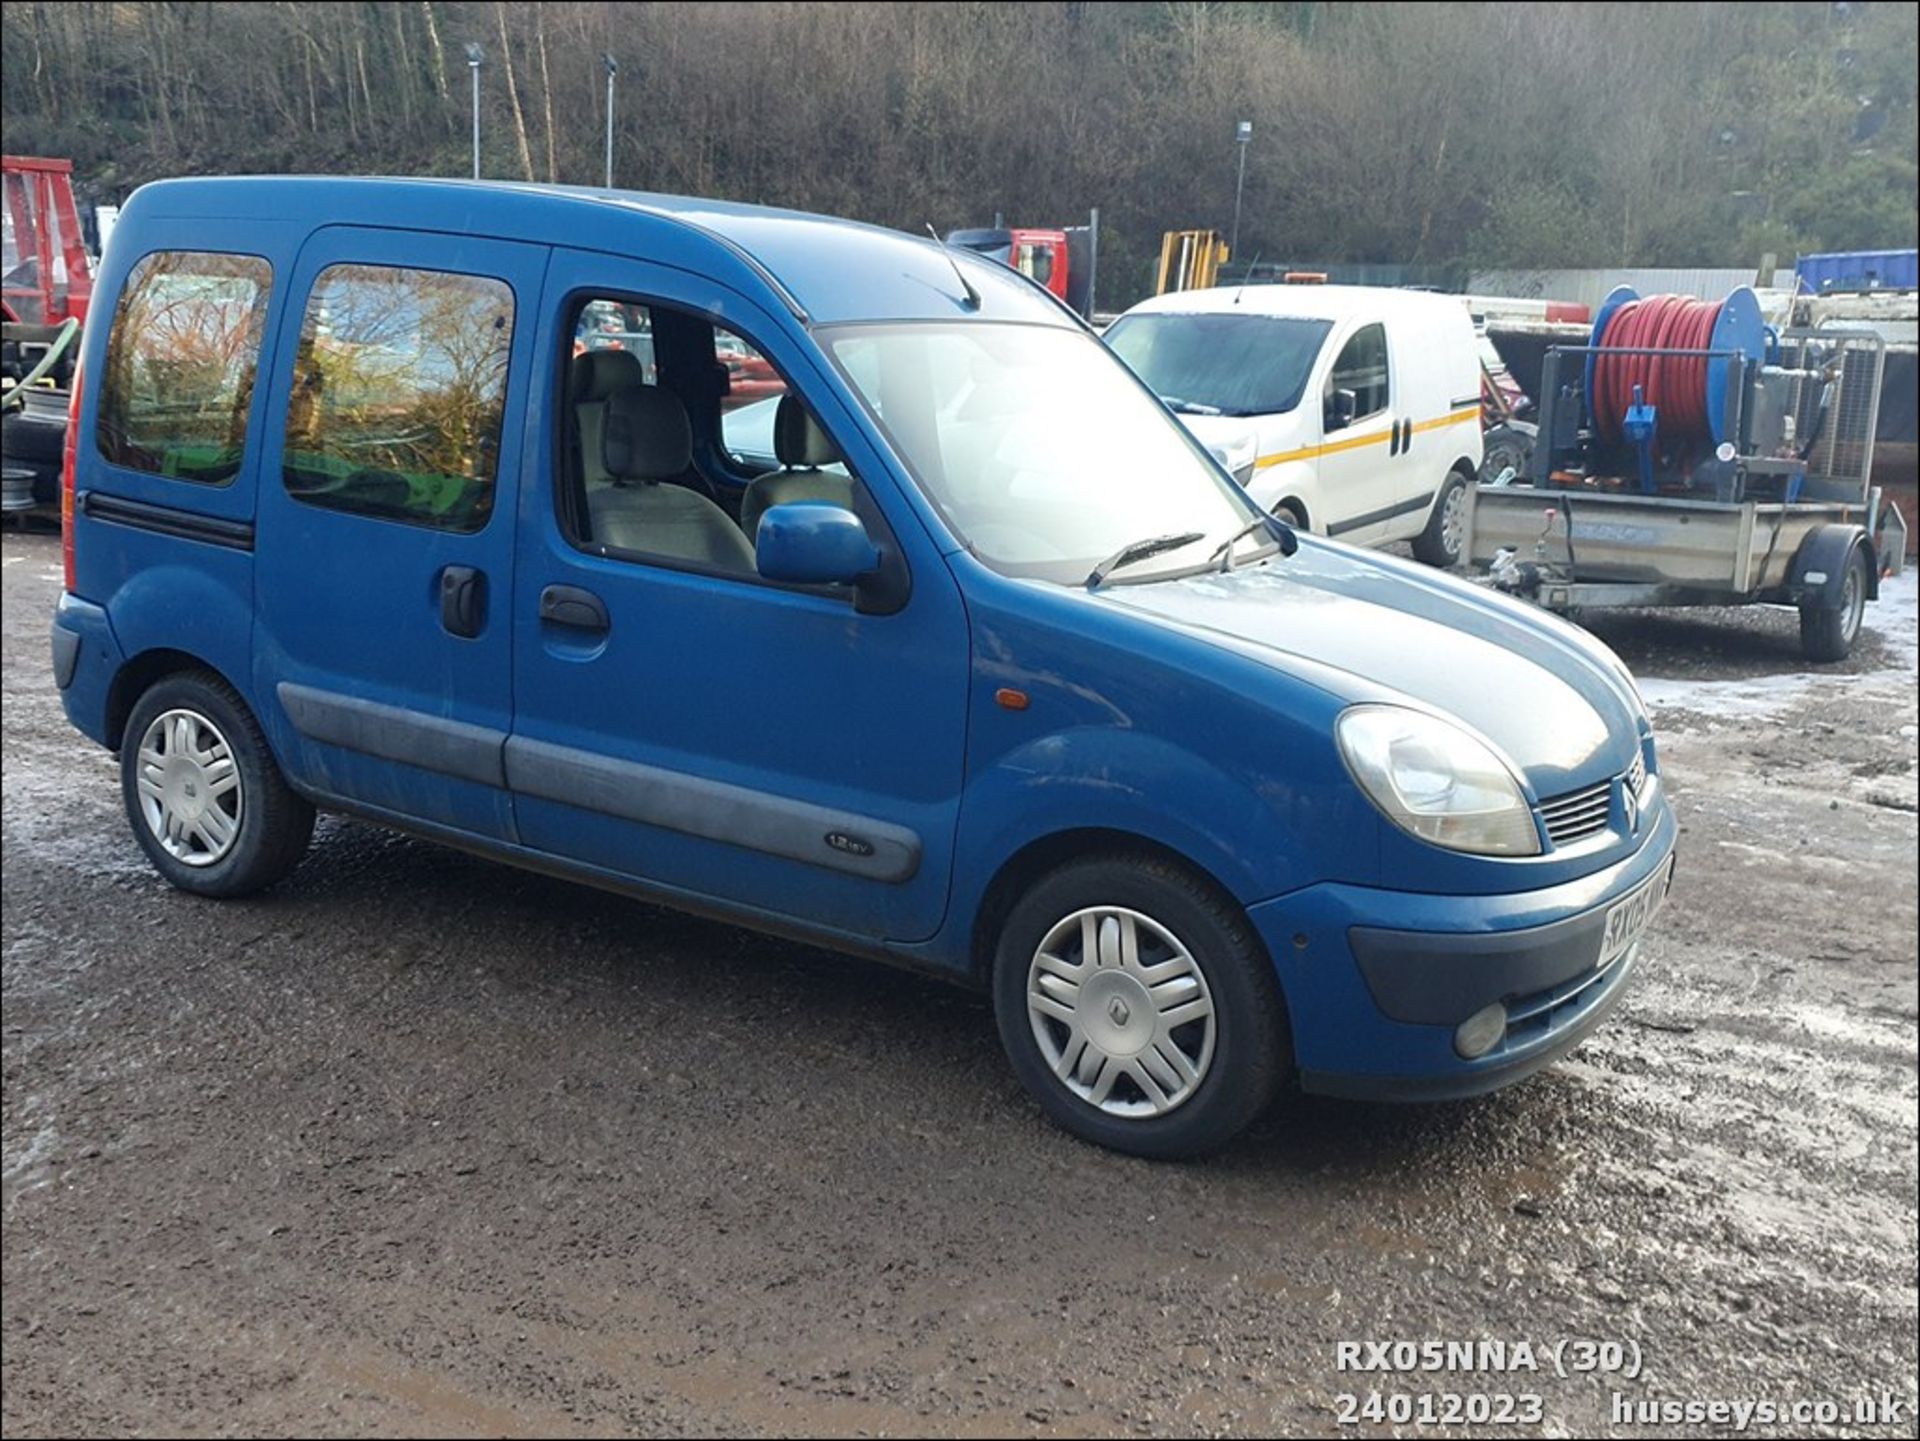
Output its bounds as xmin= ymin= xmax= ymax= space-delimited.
xmin=1327 ymin=489 xmax=1437 ymax=537
xmin=277 ymin=682 xmax=507 ymax=787
xmin=504 ymin=736 xmax=922 ymax=884
xmin=277 ymin=683 xmax=920 ymax=883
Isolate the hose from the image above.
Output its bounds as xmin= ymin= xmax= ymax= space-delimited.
xmin=1591 ymin=295 xmax=1723 ymax=446
xmin=0 ymin=317 xmax=81 ymax=413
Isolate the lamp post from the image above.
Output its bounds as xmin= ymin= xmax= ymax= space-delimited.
xmin=603 ymin=53 xmax=619 ymax=189
xmin=464 ymin=44 xmax=484 ymax=180
xmin=1229 ymin=119 xmax=1252 ymax=262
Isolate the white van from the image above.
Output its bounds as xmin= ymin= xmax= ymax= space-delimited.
xmin=1103 ymin=284 xmax=1484 ymax=566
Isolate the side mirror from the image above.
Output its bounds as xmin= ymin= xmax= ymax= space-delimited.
xmin=1326 ymin=387 xmax=1358 ymax=432
xmin=755 ymin=502 xmax=880 ymax=586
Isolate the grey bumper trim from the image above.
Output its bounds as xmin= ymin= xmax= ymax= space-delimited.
xmin=1350 ymin=906 xmax=1611 ymax=1027
xmin=50 ymin=621 xmax=81 ymax=690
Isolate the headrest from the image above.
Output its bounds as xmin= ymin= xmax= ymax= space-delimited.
xmin=571 ymin=348 xmax=646 ymax=403
xmin=604 ymin=386 xmax=692 ymax=481
xmin=773 ymin=394 xmax=840 ymax=468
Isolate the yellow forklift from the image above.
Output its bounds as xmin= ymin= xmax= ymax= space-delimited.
xmin=1154 ymin=229 xmax=1230 ymax=295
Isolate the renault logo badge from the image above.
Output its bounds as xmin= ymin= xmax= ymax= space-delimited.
xmin=1108 ymin=996 xmax=1131 ymax=1027
xmin=1623 ymin=785 xmax=1639 ymax=835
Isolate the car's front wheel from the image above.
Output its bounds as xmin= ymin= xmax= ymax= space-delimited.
xmin=992 ymin=854 xmax=1291 ymax=1158
xmin=1412 ymin=469 xmax=1470 ymax=568
xmin=120 ymin=671 xmax=315 ymax=897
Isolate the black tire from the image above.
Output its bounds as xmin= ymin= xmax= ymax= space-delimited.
xmin=1272 ymin=500 xmax=1306 ymax=530
xmin=1478 ymin=420 xmax=1536 ymax=485
xmin=1798 ymin=545 xmax=1871 ymax=663
xmin=991 ymin=853 xmax=1291 ymax=1159
xmin=1412 ymin=469 xmax=1470 ymax=568
xmin=120 ymin=670 xmax=315 ymax=897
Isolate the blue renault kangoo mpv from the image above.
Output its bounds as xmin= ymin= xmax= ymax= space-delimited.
xmin=52 ymin=178 xmax=1676 ymax=1156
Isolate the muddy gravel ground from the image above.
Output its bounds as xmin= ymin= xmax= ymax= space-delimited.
xmin=3 ymin=525 xmax=1916 ymax=1438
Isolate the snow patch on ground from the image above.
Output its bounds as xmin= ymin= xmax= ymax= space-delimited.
xmin=1637 ymin=570 xmax=1918 ymax=720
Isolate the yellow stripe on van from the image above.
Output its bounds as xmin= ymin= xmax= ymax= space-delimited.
xmin=1252 ymin=405 xmax=1479 ymax=472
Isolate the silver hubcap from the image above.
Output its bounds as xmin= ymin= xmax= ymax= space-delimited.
xmin=1026 ymin=906 xmax=1217 ymax=1118
xmin=1841 ymin=564 xmax=1864 ymax=642
xmin=135 ymin=709 xmax=243 ymax=867
xmin=1441 ymin=483 xmax=1466 ymax=556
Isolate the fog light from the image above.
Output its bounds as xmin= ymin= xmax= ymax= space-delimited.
xmin=1454 ymin=1002 xmax=1508 ymax=1060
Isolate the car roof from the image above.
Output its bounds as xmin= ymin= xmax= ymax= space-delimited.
xmin=1118 ymin=282 xmax=1471 ymax=326
xmin=118 ymin=175 xmax=1072 ymax=328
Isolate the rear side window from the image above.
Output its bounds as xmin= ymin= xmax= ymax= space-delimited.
xmin=282 ymin=263 xmax=514 ymax=532
xmin=1328 ymin=322 xmax=1389 ymax=422
xmin=96 ymin=250 xmax=273 ymax=485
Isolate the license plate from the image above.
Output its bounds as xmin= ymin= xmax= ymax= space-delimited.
xmin=1597 ymin=862 xmax=1670 ymax=971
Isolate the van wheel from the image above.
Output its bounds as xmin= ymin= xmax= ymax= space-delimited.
xmin=1798 ymin=545 xmax=1870 ymax=663
xmin=991 ymin=854 xmax=1290 ymax=1158
xmin=121 ymin=671 xmax=314 ymax=897
xmin=1412 ymin=470 xmax=1470 ymax=568
xmin=1273 ymin=500 xmax=1306 ymax=530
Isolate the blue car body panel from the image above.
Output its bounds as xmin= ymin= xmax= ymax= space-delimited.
xmin=54 ymin=176 xmax=1677 ymax=1100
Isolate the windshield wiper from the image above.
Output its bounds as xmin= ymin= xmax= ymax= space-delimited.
xmin=1205 ymin=512 xmax=1299 ymax=572
xmin=1159 ymin=395 xmax=1223 ymax=416
xmin=1085 ymin=531 xmax=1206 ymax=589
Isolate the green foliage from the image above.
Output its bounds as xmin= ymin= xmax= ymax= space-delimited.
xmin=2 ymin=1 xmax=1913 ymax=308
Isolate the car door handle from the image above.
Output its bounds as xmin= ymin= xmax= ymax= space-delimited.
xmin=440 ymin=565 xmax=487 ymax=638
xmin=539 ymin=584 xmax=609 ymax=632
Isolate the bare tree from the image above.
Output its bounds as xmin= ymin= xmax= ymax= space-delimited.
xmin=494 ymin=1 xmax=536 ymax=182
xmin=537 ymin=6 xmax=557 ymax=183
xmin=1 ymin=1 xmax=1913 ymax=294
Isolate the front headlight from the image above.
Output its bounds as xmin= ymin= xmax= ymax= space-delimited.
xmin=1337 ymin=705 xmax=1542 ymax=857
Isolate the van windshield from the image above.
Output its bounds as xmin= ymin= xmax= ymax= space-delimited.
xmin=821 ymin=322 xmax=1268 ymax=586
xmin=1103 ymin=311 xmax=1332 ymax=417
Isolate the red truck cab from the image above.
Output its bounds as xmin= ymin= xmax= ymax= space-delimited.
xmin=946 ymin=227 xmax=1072 ymax=306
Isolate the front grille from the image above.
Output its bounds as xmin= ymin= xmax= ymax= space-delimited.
xmin=1627 ymin=749 xmax=1648 ymax=799
xmin=1540 ymin=779 xmax=1612 ymax=846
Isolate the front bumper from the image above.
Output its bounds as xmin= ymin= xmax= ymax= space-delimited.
xmin=1247 ymin=794 xmax=1677 ymax=1101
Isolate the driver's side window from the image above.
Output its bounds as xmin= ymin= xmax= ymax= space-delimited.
xmin=558 ymin=293 xmax=864 ymax=587
xmin=1326 ymin=322 xmax=1389 ymax=425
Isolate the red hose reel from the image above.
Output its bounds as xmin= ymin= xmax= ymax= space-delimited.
xmin=1590 ymin=294 xmax=1724 ymax=446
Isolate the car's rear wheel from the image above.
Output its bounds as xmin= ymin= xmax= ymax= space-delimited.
xmin=121 ymin=672 xmax=314 ymax=897
xmin=991 ymin=854 xmax=1290 ymax=1158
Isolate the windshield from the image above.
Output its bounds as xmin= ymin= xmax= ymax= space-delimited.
xmin=1103 ymin=311 xmax=1332 ymax=417
xmin=822 ymin=322 xmax=1264 ymax=585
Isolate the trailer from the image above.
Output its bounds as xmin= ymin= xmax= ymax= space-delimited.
xmin=1463 ymin=289 xmax=1899 ymax=662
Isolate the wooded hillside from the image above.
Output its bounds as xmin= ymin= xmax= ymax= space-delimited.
xmin=4 ymin=2 xmax=1914 ymax=304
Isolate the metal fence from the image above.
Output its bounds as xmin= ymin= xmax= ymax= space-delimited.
xmin=1468 ymin=268 xmax=1765 ymax=312
xmin=1776 ymin=328 xmax=1884 ymax=500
